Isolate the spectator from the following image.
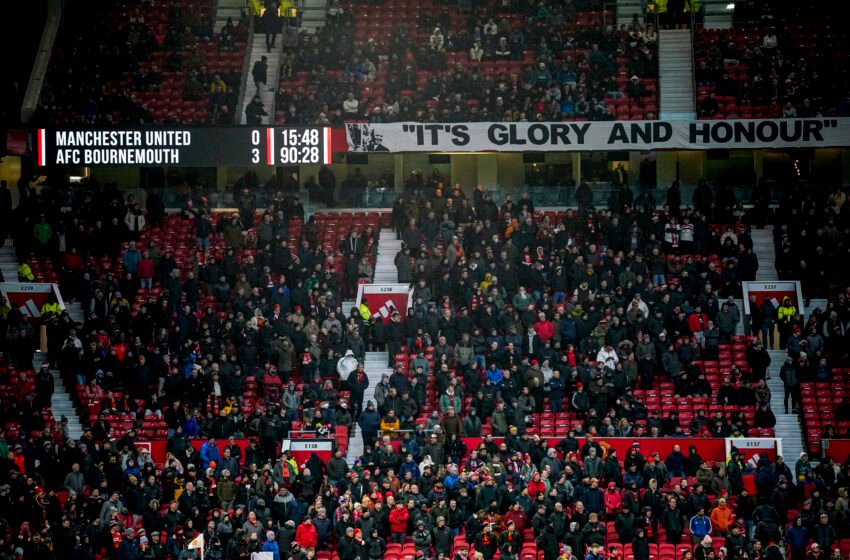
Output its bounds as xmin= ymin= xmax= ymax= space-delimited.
xmin=245 ymin=95 xmax=268 ymax=124
xmin=252 ymin=56 xmax=269 ymax=93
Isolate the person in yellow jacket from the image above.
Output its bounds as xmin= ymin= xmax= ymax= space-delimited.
xmin=358 ymin=298 xmax=373 ymax=327
xmin=40 ymin=301 xmax=62 ymax=316
xmin=358 ymin=298 xmax=373 ymax=347
xmin=279 ymin=0 xmax=297 ymax=19
xmin=777 ymin=296 xmax=797 ymax=349
xmin=17 ymin=262 xmax=34 ymax=282
xmin=380 ymin=410 xmax=400 ymax=436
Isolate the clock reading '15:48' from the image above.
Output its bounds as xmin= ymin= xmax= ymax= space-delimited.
xmin=252 ymin=127 xmax=333 ymax=165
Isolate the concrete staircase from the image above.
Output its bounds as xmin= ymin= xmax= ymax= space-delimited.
xmin=2 ymin=236 xmax=87 ymax=440
xmin=64 ymin=301 xmax=86 ymax=325
xmin=616 ymin=0 xmax=644 ymax=28
xmin=299 ymin=0 xmax=328 ymax=32
xmin=374 ymin=228 xmax=402 ymax=284
xmin=702 ymin=0 xmax=734 ymax=29
xmin=214 ymin=0 xmax=246 ymax=32
xmin=766 ymin=349 xmax=804 ymax=462
xmin=345 ymin=225 xmax=396 ymax=463
xmin=804 ymin=299 xmax=828 ymax=322
xmin=751 ymin=226 xmax=777 ymax=281
xmin=751 ymin=227 xmax=813 ymax=463
xmin=0 ymin=243 xmax=17 ymax=283
xmin=658 ymin=29 xmax=696 ymax=120
xmin=345 ymin=351 xmax=391 ymax=463
xmin=35 ymin=351 xmax=85 ymax=440
xmin=239 ymin=33 xmax=281 ymax=124
xmin=749 ymin=227 xmax=826 ymax=318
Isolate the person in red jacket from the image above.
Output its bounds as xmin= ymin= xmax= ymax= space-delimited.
xmin=527 ymin=471 xmax=546 ymax=499
xmin=12 ymin=444 xmax=26 ymax=474
xmin=295 ymin=517 xmax=318 ymax=550
xmin=388 ymin=502 xmax=410 ymax=544
xmin=263 ymin=366 xmax=284 ymax=400
xmin=61 ymin=247 xmax=84 ymax=273
xmin=604 ymin=482 xmax=623 ymax=519
xmin=533 ymin=312 xmax=555 ymax=342
xmin=503 ymin=502 xmax=528 ymax=534
xmin=137 ymin=251 xmax=155 ymax=290
xmin=687 ymin=306 xmax=709 ymax=346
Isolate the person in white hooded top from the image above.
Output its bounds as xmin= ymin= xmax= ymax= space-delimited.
xmin=337 ymin=350 xmax=359 ymax=379
xmin=596 ymin=345 xmax=619 ymax=370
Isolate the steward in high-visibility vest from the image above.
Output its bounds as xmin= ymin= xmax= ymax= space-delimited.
xmin=40 ymin=301 xmax=62 ymax=316
xmin=777 ymin=297 xmax=796 ymax=325
xmin=358 ymin=299 xmax=373 ymax=327
xmin=777 ymin=296 xmax=797 ymax=348
xmin=279 ymin=0 xmax=297 ymax=18
xmin=17 ymin=262 xmax=34 ymax=282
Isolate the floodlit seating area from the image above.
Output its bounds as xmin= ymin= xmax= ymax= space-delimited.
xmin=275 ymin=0 xmax=658 ymax=124
xmin=694 ymin=0 xmax=850 ymax=119
xmin=36 ymin=0 xmax=247 ymax=124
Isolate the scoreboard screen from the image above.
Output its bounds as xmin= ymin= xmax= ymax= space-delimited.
xmin=36 ymin=126 xmax=333 ymax=167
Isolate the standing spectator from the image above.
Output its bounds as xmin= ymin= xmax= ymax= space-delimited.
xmin=264 ymin=3 xmax=279 ymax=52
xmin=246 ymin=96 xmax=268 ymax=124
xmin=253 ymin=56 xmax=269 ymax=92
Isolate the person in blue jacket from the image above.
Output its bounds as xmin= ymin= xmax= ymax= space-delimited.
xmin=783 ymin=517 xmax=809 ymax=560
xmin=486 ymin=363 xmax=504 ymax=391
xmin=357 ymin=400 xmax=382 ymax=449
xmin=262 ymin=531 xmax=281 ymax=560
xmin=200 ymin=437 xmax=220 ymax=470
xmin=689 ymin=507 xmax=712 ymax=543
xmin=399 ymin=453 xmax=421 ymax=481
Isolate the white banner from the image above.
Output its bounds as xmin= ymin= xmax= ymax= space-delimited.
xmin=345 ymin=118 xmax=850 ymax=153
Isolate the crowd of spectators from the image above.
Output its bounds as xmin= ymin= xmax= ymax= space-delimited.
xmin=770 ymin=184 xmax=850 ymax=302
xmin=35 ymin=1 xmax=247 ymax=125
xmin=275 ymin=0 xmax=659 ymax=124
xmin=694 ymin=1 xmax=849 ymax=120
xmin=1 ymin=0 xmax=45 ymax=126
xmin=0 ymin=167 xmax=849 ymax=560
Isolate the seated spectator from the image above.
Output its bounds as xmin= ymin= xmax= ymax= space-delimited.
xmin=699 ymin=93 xmax=719 ymax=117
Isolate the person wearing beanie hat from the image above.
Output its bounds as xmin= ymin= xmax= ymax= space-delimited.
xmin=365 ymin=528 xmax=386 ymax=560
xmin=262 ymin=530 xmax=280 ymax=560
xmin=413 ymin=521 xmax=432 ymax=557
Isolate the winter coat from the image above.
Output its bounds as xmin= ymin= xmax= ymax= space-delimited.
xmin=389 ymin=507 xmax=410 ymax=533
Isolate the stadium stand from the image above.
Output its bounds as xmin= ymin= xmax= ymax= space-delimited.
xmin=1 ymin=0 xmax=46 ymax=126
xmin=275 ymin=0 xmax=659 ymax=124
xmin=694 ymin=1 xmax=850 ymax=120
xmin=2 ymin=0 xmax=850 ymax=559
xmin=34 ymin=0 xmax=248 ymax=125
xmin=3 ymin=165 xmax=849 ymax=559
xmin=768 ymin=184 xmax=850 ymax=457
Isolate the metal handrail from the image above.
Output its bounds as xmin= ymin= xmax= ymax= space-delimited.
xmin=234 ymin=11 xmax=256 ymax=124
xmin=20 ymin=0 xmax=63 ymax=124
xmin=603 ymin=1 xmax=615 ymax=27
xmin=688 ymin=6 xmax=697 ymax=117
